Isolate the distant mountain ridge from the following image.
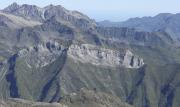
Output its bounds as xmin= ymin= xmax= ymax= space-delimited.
xmin=99 ymin=13 xmax=180 ymax=41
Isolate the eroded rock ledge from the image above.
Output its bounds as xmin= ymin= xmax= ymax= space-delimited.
xmin=17 ymin=42 xmax=144 ymax=69
xmin=18 ymin=40 xmax=66 ymax=68
xmin=68 ymin=44 xmax=144 ymax=68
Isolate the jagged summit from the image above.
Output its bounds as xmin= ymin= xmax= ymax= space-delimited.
xmin=3 ymin=2 xmax=20 ymax=11
xmin=3 ymin=3 xmax=47 ymax=21
xmin=4 ymin=2 xmax=40 ymax=11
xmin=2 ymin=2 xmax=97 ymax=29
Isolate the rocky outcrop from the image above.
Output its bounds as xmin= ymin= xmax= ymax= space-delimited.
xmin=18 ymin=42 xmax=144 ymax=69
xmin=18 ymin=40 xmax=66 ymax=68
xmin=68 ymin=44 xmax=144 ymax=68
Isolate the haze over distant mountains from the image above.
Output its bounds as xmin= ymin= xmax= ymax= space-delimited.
xmin=99 ymin=13 xmax=180 ymax=41
xmin=1 ymin=0 xmax=180 ymax=21
xmin=0 ymin=2 xmax=180 ymax=107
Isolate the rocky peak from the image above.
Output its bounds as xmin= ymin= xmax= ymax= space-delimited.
xmin=43 ymin=4 xmax=96 ymax=29
xmin=3 ymin=2 xmax=20 ymax=12
xmin=3 ymin=3 xmax=45 ymax=21
xmin=3 ymin=3 xmax=97 ymax=29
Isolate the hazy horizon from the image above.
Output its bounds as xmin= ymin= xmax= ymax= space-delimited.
xmin=1 ymin=0 xmax=180 ymax=21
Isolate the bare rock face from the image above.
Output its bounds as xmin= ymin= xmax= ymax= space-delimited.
xmin=122 ymin=50 xmax=144 ymax=68
xmin=18 ymin=40 xmax=66 ymax=68
xmin=18 ymin=43 xmax=144 ymax=69
xmin=68 ymin=44 xmax=144 ymax=68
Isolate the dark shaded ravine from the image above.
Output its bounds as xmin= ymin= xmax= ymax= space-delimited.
xmin=49 ymin=82 xmax=61 ymax=103
xmin=158 ymin=64 xmax=180 ymax=107
xmin=5 ymin=54 xmax=20 ymax=98
xmin=126 ymin=65 xmax=149 ymax=107
xmin=159 ymin=84 xmax=175 ymax=107
xmin=38 ymin=49 xmax=68 ymax=102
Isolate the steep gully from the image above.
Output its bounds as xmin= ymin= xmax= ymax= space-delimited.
xmin=126 ymin=65 xmax=150 ymax=107
xmin=158 ymin=65 xmax=180 ymax=107
xmin=5 ymin=54 xmax=20 ymax=98
xmin=38 ymin=49 xmax=68 ymax=102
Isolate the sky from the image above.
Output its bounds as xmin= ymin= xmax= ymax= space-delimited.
xmin=0 ymin=0 xmax=180 ymax=21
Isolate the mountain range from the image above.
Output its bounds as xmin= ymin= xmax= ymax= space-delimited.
xmin=99 ymin=13 xmax=180 ymax=42
xmin=0 ymin=2 xmax=180 ymax=107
